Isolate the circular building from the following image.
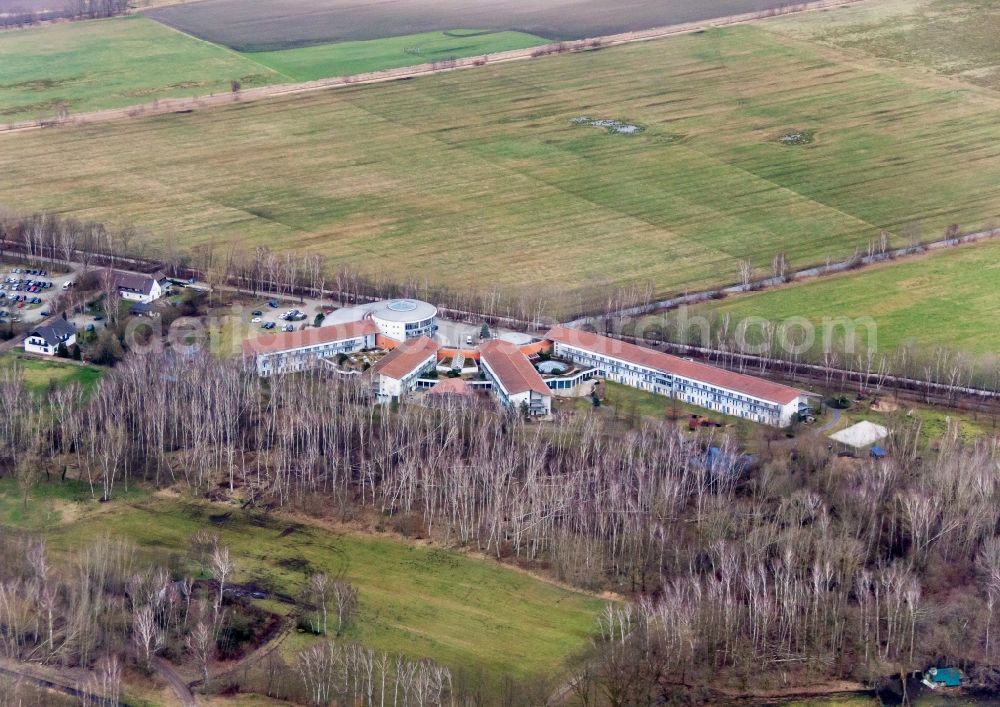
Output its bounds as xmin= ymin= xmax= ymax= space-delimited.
xmin=369 ymin=299 xmax=438 ymax=342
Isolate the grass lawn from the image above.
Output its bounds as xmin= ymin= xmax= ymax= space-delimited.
xmin=690 ymin=239 xmax=1000 ymax=354
xmin=856 ymin=402 xmax=999 ymax=446
xmin=2 ymin=26 xmax=1000 ymax=314
xmin=0 ymin=16 xmax=284 ymax=120
xmin=0 ymin=352 xmax=104 ymax=392
xmin=600 ymin=380 xmax=745 ymax=426
xmin=7 ymin=489 xmax=604 ymax=680
xmin=246 ymin=30 xmax=548 ymax=82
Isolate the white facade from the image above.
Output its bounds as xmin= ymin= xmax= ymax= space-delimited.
xmin=502 ymin=388 xmax=551 ymax=417
xmin=245 ymin=322 xmax=379 ymax=377
xmin=548 ymin=330 xmax=807 ymax=427
xmin=24 ymin=321 xmax=76 ymax=357
xmin=112 ymin=271 xmax=166 ymax=304
xmin=479 ymin=345 xmax=552 ymax=417
xmin=373 ymin=352 xmax=437 ymax=401
xmin=119 ymin=279 xmax=162 ymax=303
xmin=369 ymin=299 xmax=437 ymax=342
xmin=253 ymin=334 xmax=374 ymax=376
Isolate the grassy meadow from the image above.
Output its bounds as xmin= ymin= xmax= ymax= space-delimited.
xmin=0 ymin=16 xmax=284 ymax=120
xmin=0 ymin=485 xmax=604 ymax=679
xmin=3 ymin=26 xmax=1000 ymax=314
xmin=0 ymin=353 xmax=104 ymax=392
xmin=246 ymin=30 xmax=548 ymax=81
xmin=690 ymin=239 xmax=1000 ymax=354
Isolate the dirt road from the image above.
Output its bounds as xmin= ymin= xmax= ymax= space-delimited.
xmin=0 ymin=0 xmax=862 ymax=135
xmin=153 ymin=656 xmax=198 ymax=706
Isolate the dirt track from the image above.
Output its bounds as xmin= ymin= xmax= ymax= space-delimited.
xmin=0 ymin=0 xmax=862 ymax=134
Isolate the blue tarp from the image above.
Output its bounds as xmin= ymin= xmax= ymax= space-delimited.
xmin=928 ymin=667 xmax=961 ymax=687
xmin=870 ymin=446 xmax=887 ymax=458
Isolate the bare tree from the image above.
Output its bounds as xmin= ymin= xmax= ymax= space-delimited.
xmin=333 ymin=581 xmax=358 ymax=635
xmin=187 ymin=620 xmax=213 ymax=686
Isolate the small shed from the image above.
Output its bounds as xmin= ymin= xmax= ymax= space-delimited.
xmin=829 ymin=421 xmax=888 ymax=450
xmin=130 ymin=302 xmax=158 ymax=317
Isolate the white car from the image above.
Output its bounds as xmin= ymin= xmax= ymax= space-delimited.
xmin=251 ymin=316 xmax=262 ymax=323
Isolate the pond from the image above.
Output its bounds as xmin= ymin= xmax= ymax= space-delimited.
xmin=571 ymin=116 xmax=643 ymax=135
xmin=537 ymin=360 xmax=568 ymax=374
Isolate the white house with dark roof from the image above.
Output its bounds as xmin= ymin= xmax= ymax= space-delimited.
xmin=545 ymin=326 xmax=808 ymax=427
xmin=24 ymin=319 xmax=76 ymax=356
xmin=110 ymin=270 xmax=168 ymax=304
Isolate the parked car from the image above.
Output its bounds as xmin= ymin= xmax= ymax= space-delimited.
xmin=252 ymin=310 xmax=263 ymax=316
xmin=267 ymin=300 xmax=279 ymax=308
xmin=251 ymin=316 xmax=262 ymax=323
xmin=282 ymin=324 xmax=294 ymax=332
xmin=39 ymin=310 xmax=49 ymax=317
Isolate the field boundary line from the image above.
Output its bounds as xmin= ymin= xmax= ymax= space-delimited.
xmin=0 ymin=0 xmax=866 ymax=134
xmin=150 ymin=17 xmax=298 ymax=83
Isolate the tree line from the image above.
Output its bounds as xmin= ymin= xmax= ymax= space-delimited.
xmin=4 ymin=349 xmax=1000 ymax=700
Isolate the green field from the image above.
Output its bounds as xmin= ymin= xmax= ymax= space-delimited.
xmin=246 ymin=30 xmax=548 ymax=81
xmin=2 ymin=25 xmax=1000 ymax=313
xmin=691 ymin=239 xmax=1000 ymax=354
xmin=0 ymin=485 xmax=603 ymax=679
xmin=0 ymin=16 xmax=284 ymax=120
xmin=0 ymin=353 xmax=104 ymax=392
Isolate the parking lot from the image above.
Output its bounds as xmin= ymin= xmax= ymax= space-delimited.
xmin=0 ymin=265 xmax=77 ymax=325
xmin=244 ymin=297 xmax=321 ymax=333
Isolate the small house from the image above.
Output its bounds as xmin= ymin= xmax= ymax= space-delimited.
xmin=24 ymin=319 xmax=76 ymax=356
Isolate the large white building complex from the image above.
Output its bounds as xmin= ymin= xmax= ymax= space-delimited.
xmin=545 ymin=326 xmax=807 ymax=426
xmin=243 ymin=297 xmax=808 ymax=426
xmin=479 ymin=340 xmax=552 ymax=417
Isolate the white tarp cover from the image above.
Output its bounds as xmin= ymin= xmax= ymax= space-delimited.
xmin=829 ymin=420 xmax=889 ymax=449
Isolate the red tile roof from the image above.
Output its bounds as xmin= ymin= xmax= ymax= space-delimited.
xmin=426 ymin=377 xmax=474 ymax=396
xmin=479 ymin=340 xmax=550 ymax=396
xmin=370 ymin=336 xmax=439 ymax=380
xmin=242 ymin=320 xmax=378 ymax=356
xmin=545 ymin=326 xmax=804 ymax=405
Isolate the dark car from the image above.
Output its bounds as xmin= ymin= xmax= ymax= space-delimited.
xmin=252 ymin=310 xmax=263 ymax=316
xmin=267 ymin=300 xmax=279 ymax=308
